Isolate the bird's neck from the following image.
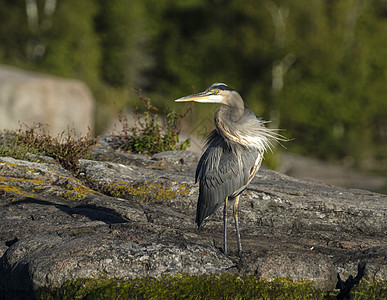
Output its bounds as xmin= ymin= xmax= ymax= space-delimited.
xmin=215 ymin=105 xmax=244 ymax=124
xmin=219 ymin=91 xmax=245 ymax=122
xmin=214 ymin=102 xmax=245 ymax=143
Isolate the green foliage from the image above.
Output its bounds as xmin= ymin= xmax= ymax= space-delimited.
xmin=36 ymin=274 xmax=328 ymax=300
xmin=279 ymin=1 xmax=387 ymax=162
xmin=142 ymin=0 xmax=274 ymax=104
xmin=0 ymin=0 xmax=101 ymax=85
xmin=115 ymin=90 xmax=190 ymax=155
xmin=0 ymin=0 xmax=386 ymax=168
xmin=350 ymin=279 xmax=387 ymax=299
xmin=0 ymin=0 xmax=28 ymax=63
xmin=0 ymin=124 xmax=96 ymax=175
xmin=35 ymin=275 xmax=387 ymax=299
xmin=39 ymin=0 xmax=101 ymax=86
xmin=94 ymin=1 xmax=145 ymax=87
xmin=141 ymin=0 xmax=387 ymax=167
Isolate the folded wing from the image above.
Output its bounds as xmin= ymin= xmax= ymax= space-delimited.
xmin=195 ymin=130 xmax=259 ymax=227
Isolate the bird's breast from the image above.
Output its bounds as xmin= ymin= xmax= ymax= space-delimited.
xmin=214 ymin=109 xmax=269 ymax=152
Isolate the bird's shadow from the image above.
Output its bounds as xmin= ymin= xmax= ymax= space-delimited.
xmin=336 ymin=262 xmax=366 ymax=300
xmin=7 ymin=197 xmax=128 ymax=225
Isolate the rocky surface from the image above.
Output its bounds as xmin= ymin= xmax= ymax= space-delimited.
xmin=0 ymin=64 xmax=95 ymax=136
xmin=278 ymin=152 xmax=386 ymax=193
xmin=0 ymin=138 xmax=386 ymax=298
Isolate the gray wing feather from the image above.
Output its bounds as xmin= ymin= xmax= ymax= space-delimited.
xmin=195 ymin=130 xmax=258 ymax=227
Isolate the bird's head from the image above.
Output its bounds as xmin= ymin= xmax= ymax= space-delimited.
xmin=175 ymin=83 xmax=237 ymax=106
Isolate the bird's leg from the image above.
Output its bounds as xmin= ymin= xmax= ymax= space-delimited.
xmin=223 ymin=197 xmax=228 ymax=255
xmin=233 ymin=195 xmax=242 ymax=255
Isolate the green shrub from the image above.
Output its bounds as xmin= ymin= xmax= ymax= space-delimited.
xmin=114 ymin=89 xmax=191 ymax=155
xmin=0 ymin=123 xmax=96 ymax=175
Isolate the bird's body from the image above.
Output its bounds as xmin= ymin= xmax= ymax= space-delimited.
xmin=176 ymin=83 xmax=283 ymax=255
xmin=195 ymin=110 xmax=264 ymax=226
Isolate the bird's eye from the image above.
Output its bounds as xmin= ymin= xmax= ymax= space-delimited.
xmin=214 ymin=89 xmax=219 ymax=94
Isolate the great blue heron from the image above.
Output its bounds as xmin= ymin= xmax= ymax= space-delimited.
xmin=176 ymin=83 xmax=283 ymax=256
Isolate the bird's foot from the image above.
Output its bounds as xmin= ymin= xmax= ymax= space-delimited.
xmin=212 ymin=239 xmax=225 ymax=254
xmin=212 ymin=240 xmax=248 ymax=267
xmin=223 ymin=250 xmax=246 ymax=267
xmin=229 ymin=250 xmax=251 ymax=270
xmin=237 ymin=251 xmax=249 ymax=267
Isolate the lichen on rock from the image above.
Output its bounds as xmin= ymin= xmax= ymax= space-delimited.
xmin=0 ymin=146 xmax=386 ymax=299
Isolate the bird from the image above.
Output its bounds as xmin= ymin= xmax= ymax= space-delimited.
xmin=175 ymin=83 xmax=284 ymax=256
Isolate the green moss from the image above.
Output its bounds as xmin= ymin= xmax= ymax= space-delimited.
xmin=35 ymin=275 xmax=387 ymax=299
xmin=103 ymin=181 xmax=189 ymax=203
xmin=36 ymin=275 xmax=309 ymax=299
xmin=350 ymin=280 xmax=387 ymax=299
xmin=0 ymin=140 xmax=33 ymax=161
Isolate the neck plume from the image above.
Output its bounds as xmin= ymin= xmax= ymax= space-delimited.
xmin=214 ymin=91 xmax=245 ymax=145
xmin=214 ymin=96 xmax=286 ymax=151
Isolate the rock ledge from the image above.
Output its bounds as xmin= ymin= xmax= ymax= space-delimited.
xmin=0 ymin=143 xmax=386 ymax=298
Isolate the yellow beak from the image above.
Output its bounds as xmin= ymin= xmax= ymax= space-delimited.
xmin=175 ymin=92 xmax=224 ymax=104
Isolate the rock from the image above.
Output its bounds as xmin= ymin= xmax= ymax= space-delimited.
xmin=278 ymin=152 xmax=386 ymax=192
xmin=152 ymin=150 xmax=199 ymax=166
xmin=0 ymin=64 xmax=95 ymax=136
xmin=0 ymin=144 xmax=386 ymax=298
xmin=90 ymin=136 xmax=198 ymax=171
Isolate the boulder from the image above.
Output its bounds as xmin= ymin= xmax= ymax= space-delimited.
xmin=0 ymin=65 xmax=95 ymax=136
xmin=0 ymin=141 xmax=386 ymax=299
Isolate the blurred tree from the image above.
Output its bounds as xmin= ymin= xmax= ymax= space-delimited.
xmin=0 ymin=0 xmax=30 ymax=63
xmin=142 ymin=0 xmax=274 ymax=111
xmin=281 ymin=0 xmax=387 ymax=162
xmin=0 ymin=0 xmax=385 ymax=167
xmin=264 ymin=0 xmax=296 ymax=129
xmin=0 ymin=0 xmax=100 ymax=85
xmin=141 ymin=0 xmax=386 ymax=165
xmin=40 ymin=0 xmax=101 ymax=85
xmin=95 ymin=0 xmax=147 ymax=88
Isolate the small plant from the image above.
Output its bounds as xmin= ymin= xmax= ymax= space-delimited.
xmin=115 ymin=89 xmax=191 ymax=154
xmin=36 ymin=274 xmax=334 ymax=299
xmin=0 ymin=123 xmax=96 ymax=175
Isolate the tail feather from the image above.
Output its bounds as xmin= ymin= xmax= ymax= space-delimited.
xmin=196 ymin=190 xmax=206 ymax=227
xmin=196 ymin=187 xmax=223 ymax=227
